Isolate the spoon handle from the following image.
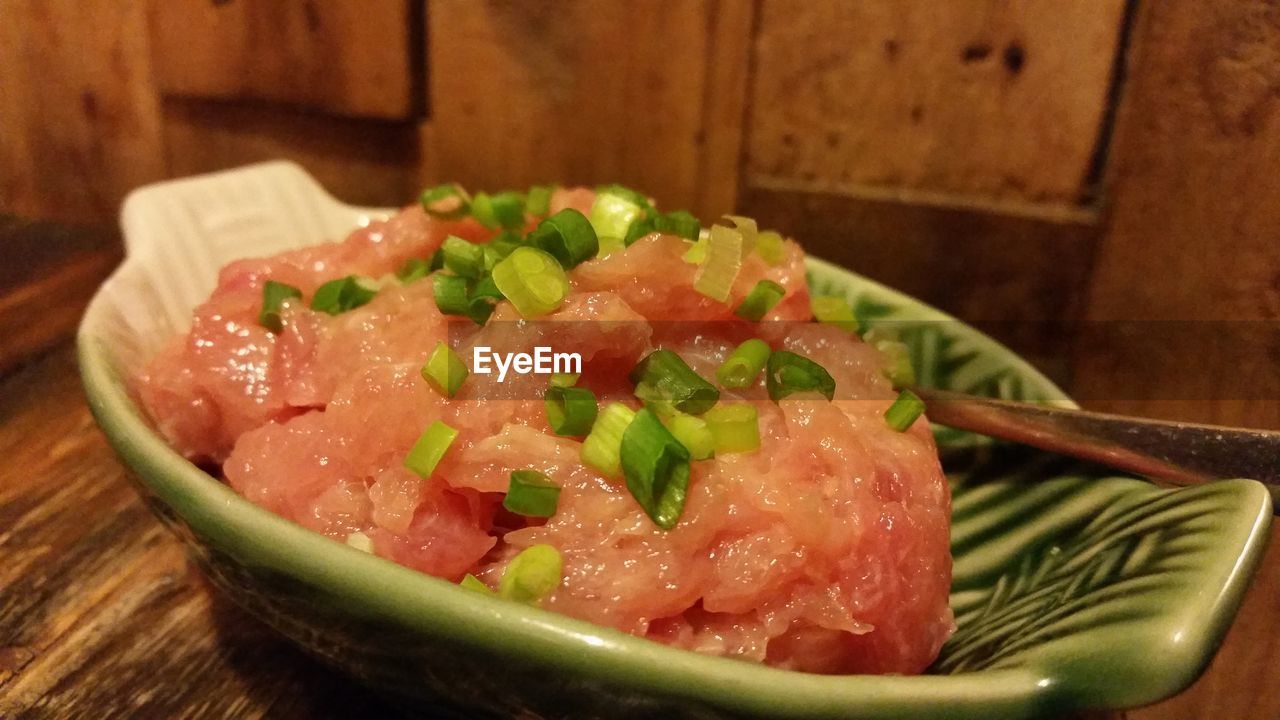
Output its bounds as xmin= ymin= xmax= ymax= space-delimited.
xmin=912 ymin=387 xmax=1280 ymax=501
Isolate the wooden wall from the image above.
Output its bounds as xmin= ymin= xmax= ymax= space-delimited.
xmin=2 ymin=1 xmax=1279 ymax=718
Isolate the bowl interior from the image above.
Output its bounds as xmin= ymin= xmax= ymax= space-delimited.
xmin=79 ymin=162 xmax=1274 ymax=719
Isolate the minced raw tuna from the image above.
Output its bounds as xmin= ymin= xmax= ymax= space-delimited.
xmin=137 ymin=186 xmax=953 ymax=674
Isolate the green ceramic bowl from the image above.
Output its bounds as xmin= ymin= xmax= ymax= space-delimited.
xmin=79 ymin=162 xmax=1273 ymax=719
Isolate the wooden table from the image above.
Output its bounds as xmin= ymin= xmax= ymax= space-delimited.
xmin=0 ymin=218 xmax=1270 ymax=719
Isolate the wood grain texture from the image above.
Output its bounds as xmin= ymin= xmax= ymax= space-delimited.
xmin=0 ymin=217 xmax=121 ymax=377
xmin=424 ymin=0 xmax=754 ymax=220
xmin=746 ymin=0 xmax=1127 ymax=216
xmin=0 ymin=346 xmax=402 ymax=719
xmin=1076 ymin=1 xmax=1280 ymax=718
xmin=161 ymin=97 xmax=424 ymax=209
xmin=0 ymin=0 xmax=165 ymax=223
xmin=148 ymin=0 xmax=422 ymax=120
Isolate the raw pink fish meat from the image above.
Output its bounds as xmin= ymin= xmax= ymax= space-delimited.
xmin=137 ymin=188 xmax=953 ymax=674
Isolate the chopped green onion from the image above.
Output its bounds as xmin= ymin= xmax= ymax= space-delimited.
xmin=421 ymin=342 xmax=468 ymax=398
xmin=661 ymin=412 xmax=715 ymax=460
xmin=629 ymin=350 xmax=720 ymax=415
xmin=549 ymin=372 xmax=579 ymax=387
xmin=704 ymin=403 xmax=761 ymax=454
xmin=396 ymin=257 xmax=431 ymax=284
xmin=595 ymin=184 xmax=652 ymax=210
xmin=420 ymin=183 xmax=471 ymax=219
xmin=544 ymin=385 xmax=598 ymax=436
xmin=460 ymin=574 xmax=495 ymax=595
xmin=811 ymin=296 xmax=859 ymax=333
xmin=716 ymin=338 xmax=771 ymax=388
xmin=885 ymin=389 xmax=925 ymax=431
xmin=623 ymin=215 xmax=655 ymax=245
xmin=404 ymin=420 xmax=458 ymax=478
xmin=755 ymin=230 xmax=786 ymax=266
xmin=529 ymin=209 xmax=599 ymax=269
xmin=620 ymin=408 xmax=691 ymax=530
xmin=503 ymin=470 xmax=561 ymax=517
xmin=590 ymin=190 xmax=646 ymax=246
xmin=428 ymin=248 xmax=445 ymax=271
xmin=721 ymin=215 xmax=759 ymax=255
xmin=693 ymin=224 xmax=745 ymax=302
xmin=682 ymin=235 xmax=708 ymax=264
xmin=345 ymin=531 xmax=374 ymax=553
xmin=471 ymin=191 xmax=526 ymax=230
xmin=597 ymin=235 xmax=627 ymax=258
xmin=467 ymin=275 xmax=504 ymax=325
xmin=734 ymin=279 xmax=785 ymax=321
xmin=441 ymin=235 xmax=485 ymax=279
xmin=525 ymin=185 xmax=554 ymax=216
xmin=491 ymin=246 xmax=571 ymax=318
xmin=625 ymin=210 xmax=702 ymax=245
xmin=311 ymin=275 xmax=380 ymax=315
xmin=432 ymin=273 xmax=471 ymax=316
xmin=499 ymin=544 xmax=562 ymax=604
xmin=259 ymin=280 xmax=302 ymax=333
xmin=766 ymin=350 xmax=836 ymax=401
xmin=864 ymin=331 xmax=915 ymax=388
xmin=655 ymin=210 xmax=701 ymax=241
xmin=483 ymin=232 xmax=522 ymax=271
xmin=580 ymin=402 xmax=637 ymax=476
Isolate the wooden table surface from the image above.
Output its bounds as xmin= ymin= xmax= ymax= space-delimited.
xmin=0 ymin=218 xmax=1271 ymax=719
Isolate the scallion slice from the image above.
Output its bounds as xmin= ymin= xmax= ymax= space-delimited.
xmin=420 ymin=183 xmax=471 ymax=219
xmin=432 ymin=273 xmax=471 ymax=316
xmin=766 ymin=350 xmax=837 ymax=401
xmin=594 ymin=184 xmax=652 ymax=210
xmin=491 ymin=246 xmax=570 ymax=318
xmin=466 ymin=275 xmax=504 ymax=325
xmin=661 ymin=411 xmax=715 ymax=460
xmin=885 ymin=389 xmax=925 ymax=431
xmin=529 ymin=209 xmax=599 ymax=269
xmin=483 ymin=232 xmax=522 ymax=271
xmin=421 ymin=342 xmax=468 ymax=398
xmin=259 ymin=280 xmax=301 ymax=333
xmin=525 ymin=185 xmax=554 ymax=216
xmin=716 ymin=338 xmax=771 ymax=388
xmin=460 ymin=574 xmax=495 ymax=595
xmin=721 ymin=215 xmax=759 ymax=255
xmin=544 ymin=385 xmax=598 ymax=436
xmin=655 ymin=210 xmax=701 ymax=241
xmin=503 ymin=470 xmax=562 ymax=517
xmin=623 ymin=215 xmax=655 ymax=245
xmin=811 ymin=296 xmax=859 ymax=333
xmin=404 ymin=420 xmax=458 ymax=478
xmin=704 ymin=403 xmax=761 ymax=454
xmin=471 ymin=191 xmax=526 ymax=231
xmin=620 ymin=408 xmax=691 ymax=530
xmin=865 ymin=333 xmax=916 ymax=388
xmin=441 ymin=235 xmax=485 ymax=279
xmin=590 ymin=189 xmax=646 ymax=246
xmin=549 ymin=373 xmax=579 ymax=388
xmin=580 ymin=402 xmax=637 ymax=476
xmin=396 ymin=257 xmax=431 ymax=284
xmin=499 ymin=544 xmax=563 ymax=604
xmin=311 ymin=275 xmax=379 ymax=315
xmin=755 ymin=230 xmax=785 ymax=266
xmin=734 ymin=279 xmax=785 ymax=321
xmin=345 ymin=531 xmax=374 ymax=553
xmin=629 ymin=349 xmax=720 ymax=415
xmin=681 ymin=235 xmax=708 ymax=264
xmin=692 ymin=224 xmax=745 ymax=302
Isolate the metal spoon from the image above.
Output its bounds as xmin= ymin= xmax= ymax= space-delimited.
xmin=911 ymin=386 xmax=1280 ymax=509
